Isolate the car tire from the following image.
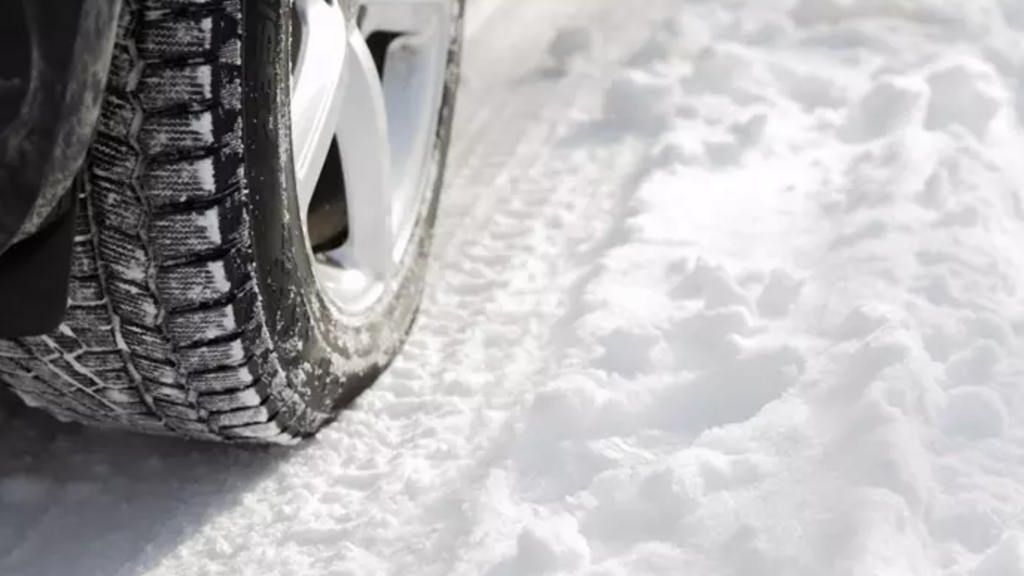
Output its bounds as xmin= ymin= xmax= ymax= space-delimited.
xmin=0 ymin=0 xmax=463 ymax=444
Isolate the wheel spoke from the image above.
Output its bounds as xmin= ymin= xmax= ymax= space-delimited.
xmin=292 ymin=0 xmax=453 ymax=312
xmin=290 ymin=0 xmax=347 ymax=219
xmin=328 ymin=26 xmax=394 ymax=278
xmin=357 ymin=0 xmax=451 ymax=253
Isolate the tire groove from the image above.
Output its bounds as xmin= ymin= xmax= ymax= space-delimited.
xmin=121 ymin=0 xmax=205 ymax=431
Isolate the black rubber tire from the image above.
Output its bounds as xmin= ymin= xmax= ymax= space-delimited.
xmin=0 ymin=0 xmax=463 ymax=444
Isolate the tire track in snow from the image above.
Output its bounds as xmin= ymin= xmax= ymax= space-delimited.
xmin=436 ymin=0 xmax=594 ymax=253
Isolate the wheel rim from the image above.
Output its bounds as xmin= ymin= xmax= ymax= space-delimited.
xmin=289 ymin=0 xmax=452 ymax=313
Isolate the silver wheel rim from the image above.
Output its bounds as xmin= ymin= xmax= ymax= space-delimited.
xmin=290 ymin=0 xmax=452 ymax=314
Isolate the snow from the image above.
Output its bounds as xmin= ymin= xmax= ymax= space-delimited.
xmin=548 ymin=28 xmax=593 ymax=73
xmin=5 ymin=0 xmax=1024 ymax=574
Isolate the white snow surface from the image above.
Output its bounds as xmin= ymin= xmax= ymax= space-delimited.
xmin=5 ymin=0 xmax=1024 ymax=574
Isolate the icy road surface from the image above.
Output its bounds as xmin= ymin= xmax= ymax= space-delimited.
xmin=4 ymin=0 xmax=1024 ymax=574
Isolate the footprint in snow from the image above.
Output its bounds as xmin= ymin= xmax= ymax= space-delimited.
xmin=685 ymin=43 xmax=775 ymax=105
xmin=486 ymin=515 xmax=591 ymax=576
xmin=602 ymin=70 xmax=677 ymax=133
xmin=628 ymin=14 xmax=710 ymax=67
xmin=840 ymin=331 xmax=914 ymax=392
xmin=545 ymin=27 xmax=593 ymax=76
xmin=916 ymin=160 xmax=954 ymax=211
xmin=839 ymin=74 xmax=928 ymax=144
xmin=654 ymin=342 xmax=806 ymax=435
xmin=830 ymin=303 xmax=893 ymax=341
xmin=969 ymin=532 xmax=1024 ymax=576
xmin=670 ymin=257 xmax=757 ymax=314
xmin=943 ymin=340 xmax=1004 ymax=390
xmin=756 ymin=268 xmax=805 ymax=318
xmin=594 ymin=327 xmax=669 ymax=378
xmin=923 ymin=55 xmax=1009 ymax=141
xmin=939 ymin=387 xmax=1008 ymax=441
xmin=929 ymin=494 xmax=1005 ymax=554
xmin=668 ymin=305 xmax=752 ymax=370
xmin=822 ymin=393 xmax=933 ymax=513
xmin=579 ymin=462 xmax=697 ymax=548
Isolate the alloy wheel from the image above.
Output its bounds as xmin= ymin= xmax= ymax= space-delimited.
xmin=289 ymin=0 xmax=453 ymax=313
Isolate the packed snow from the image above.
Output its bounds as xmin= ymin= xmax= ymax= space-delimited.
xmin=4 ymin=0 xmax=1024 ymax=574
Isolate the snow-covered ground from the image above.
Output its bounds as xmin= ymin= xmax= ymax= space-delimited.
xmin=5 ymin=0 xmax=1024 ymax=574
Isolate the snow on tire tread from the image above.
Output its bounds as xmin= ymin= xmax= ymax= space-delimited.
xmin=0 ymin=0 xmax=298 ymax=444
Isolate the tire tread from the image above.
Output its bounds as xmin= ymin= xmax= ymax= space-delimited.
xmin=0 ymin=0 xmax=297 ymax=443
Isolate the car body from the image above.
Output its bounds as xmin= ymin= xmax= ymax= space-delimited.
xmin=0 ymin=0 xmax=123 ymax=338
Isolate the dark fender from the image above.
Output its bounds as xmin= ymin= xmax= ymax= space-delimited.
xmin=0 ymin=0 xmax=122 ymax=338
